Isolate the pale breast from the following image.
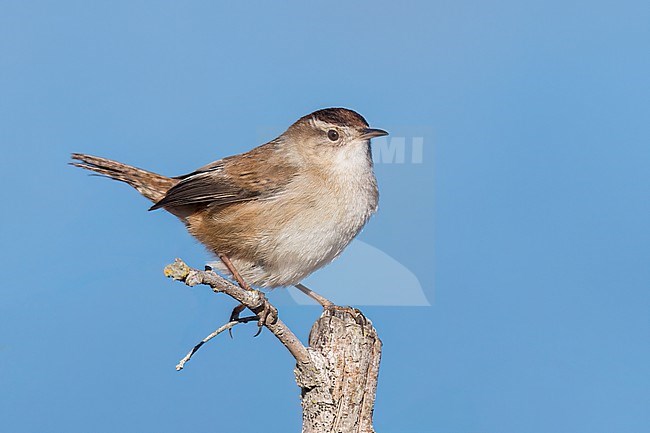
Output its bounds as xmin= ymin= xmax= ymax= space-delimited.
xmin=257 ymin=144 xmax=378 ymax=285
xmin=200 ymin=141 xmax=379 ymax=287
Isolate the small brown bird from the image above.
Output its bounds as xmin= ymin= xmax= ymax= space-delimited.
xmin=71 ymin=108 xmax=387 ymax=306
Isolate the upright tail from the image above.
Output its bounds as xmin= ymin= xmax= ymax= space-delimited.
xmin=70 ymin=153 xmax=177 ymax=204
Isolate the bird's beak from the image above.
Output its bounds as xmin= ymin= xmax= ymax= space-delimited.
xmin=360 ymin=128 xmax=389 ymax=140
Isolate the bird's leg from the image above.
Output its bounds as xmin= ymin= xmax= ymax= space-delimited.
xmin=294 ymin=283 xmax=334 ymax=308
xmin=218 ymin=253 xmax=254 ymax=292
xmin=294 ymin=284 xmax=368 ymax=331
xmin=218 ymin=253 xmax=277 ymax=333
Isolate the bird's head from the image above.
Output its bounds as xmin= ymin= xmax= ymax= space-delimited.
xmin=281 ymin=108 xmax=388 ymax=167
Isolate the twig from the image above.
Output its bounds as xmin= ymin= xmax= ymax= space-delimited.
xmin=164 ymin=258 xmax=313 ymax=366
xmin=176 ymin=315 xmax=258 ymax=371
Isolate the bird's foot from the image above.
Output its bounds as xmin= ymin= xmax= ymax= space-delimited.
xmin=226 ymin=293 xmax=277 ymax=338
xmin=324 ymin=305 xmax=368 ymax=328
xmin=251 ymin=292 xmax=278 ymax=337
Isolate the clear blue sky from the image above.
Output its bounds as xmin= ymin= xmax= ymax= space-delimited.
xmin=1 ymin=1 xmax=649 ymax=432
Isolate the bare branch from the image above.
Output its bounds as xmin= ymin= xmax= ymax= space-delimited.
xmin=163 ymin=259 xmax=381 ymax=432
xmin=164 ymin=258 xmax=312 ymax=367
xmin=176 ymin=316 xmax=258 ymax=371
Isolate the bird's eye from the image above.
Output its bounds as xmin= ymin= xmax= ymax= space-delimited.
xmin=327 ymin=129 xmax=340 ymax=141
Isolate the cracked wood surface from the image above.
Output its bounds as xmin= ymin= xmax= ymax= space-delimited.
xmin=297 ymin=308 xmax=382 ymax=433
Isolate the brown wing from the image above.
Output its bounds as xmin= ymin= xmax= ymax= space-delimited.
xmin=149 ymin=142 xmax=297 ymax=210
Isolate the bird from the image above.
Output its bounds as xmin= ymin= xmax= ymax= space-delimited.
xmin=71 ymin=107 xmax=387 ymax=309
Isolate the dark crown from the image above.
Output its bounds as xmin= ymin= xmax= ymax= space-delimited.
xmin=302 ymin=108 xmax=370 ymax=129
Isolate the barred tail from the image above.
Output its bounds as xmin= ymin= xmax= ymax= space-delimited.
xmin=70 ymin=153 xmax=176 ymax=204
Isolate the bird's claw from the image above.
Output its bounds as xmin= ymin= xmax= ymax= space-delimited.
xmin=226 ymin=292 xmax=277 ymax=338
xmin=252 ymin=293 xmax=278 ymax=337
xmin=228 ymin=303 xmax=247 ymax=338
xmin=324 ymin=305 xmax=368 ymax=334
